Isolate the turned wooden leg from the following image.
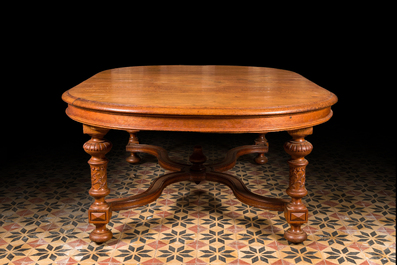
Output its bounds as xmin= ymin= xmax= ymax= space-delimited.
xmin=283 ymin=127 xmax=313 ymax=243
xmin=126 ymin=130 xmax=140 ymax=164
xmin=255 ymin=133 xmax=268 ymax=164
xmin=83 ymin=125 xmax=113 ymax=243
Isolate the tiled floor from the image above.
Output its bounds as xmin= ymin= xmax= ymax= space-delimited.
xmin=1 ymin=130 xmax=395 ymax=264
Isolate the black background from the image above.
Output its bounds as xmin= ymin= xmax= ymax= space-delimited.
xmin=2 ymin=20 xmax=395 ymax=170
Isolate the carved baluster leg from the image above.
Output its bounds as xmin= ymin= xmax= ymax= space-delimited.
xmin=126 ymin=130 xmax=140 ymax=164
xmin=83 ymin=125 xmax=113 ymax=243
xmin=283 ymin=127 xmax=313 ymax=243
xmin=255 ymin=133 xmax=268 ymax=164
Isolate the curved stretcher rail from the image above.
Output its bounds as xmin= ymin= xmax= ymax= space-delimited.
xmin=108 ymin=143 xmax=287 ymax=212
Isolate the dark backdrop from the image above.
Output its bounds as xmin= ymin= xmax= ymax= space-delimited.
xmin=2 ymin=31 xmax=394 ymax=170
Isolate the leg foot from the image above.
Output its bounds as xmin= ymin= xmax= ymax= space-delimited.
xmin=126 ymin=130 xmax=140 ymax=164
xmin=284 ymin=226 xmax=307 ymax=243
xmin=254 ymin=133 xmax=268 ymax=164
xmin=89 ymin=224 xmax=113 ymax=243
xmin=126 ymin=153 xmax=140 ymax=164
xmin=283 ymin=127 xmax=313 ymax=244
xmin=255 ymin=154 xmax=268 ymax=165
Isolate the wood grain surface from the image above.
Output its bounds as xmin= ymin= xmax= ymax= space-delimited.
xmin=62 ymin=65 xmax=337 ymax=116
xmin=62 ymin=65 xmax=337 ymax=133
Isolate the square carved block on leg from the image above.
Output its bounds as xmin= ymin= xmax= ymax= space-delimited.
xmin=284 ymin=205 xmax=308 ymax=224
xmin=284 ymin=207 xmax=308 ymax=243
xmin=289 ymin=211 xmax=308 ymax=223
xmin=88 ymin=208 xmax=112 ymax=224
xmin=88 ymin=207 xmax=113 ymax=243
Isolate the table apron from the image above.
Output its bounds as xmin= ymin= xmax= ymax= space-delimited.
xmin=65 ymin=105 xmax=333 ymax=133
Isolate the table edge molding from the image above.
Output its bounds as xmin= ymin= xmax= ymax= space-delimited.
xmin=62 ymin=90 xmax=338 ymax=117
xmin=65 ymin=104 xmax=334 ymax=133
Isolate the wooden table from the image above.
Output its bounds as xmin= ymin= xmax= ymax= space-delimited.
xmin=62 ymin=65 xmax=337 ymax=244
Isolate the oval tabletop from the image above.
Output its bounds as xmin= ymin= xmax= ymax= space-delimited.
xmin=62 ymin=65 xmax=337 ymax=133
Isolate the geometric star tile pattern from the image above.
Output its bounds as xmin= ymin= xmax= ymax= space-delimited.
xmin=1 ymin=131 xmax=395 ymax=264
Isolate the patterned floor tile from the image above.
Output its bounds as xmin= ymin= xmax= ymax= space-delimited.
xmin=321 ymin=245 xmax=368 ymax=265
xmin=197 ymin=243 xmax=238 ymax=264
xmin=28 ymin=243 xmax=76 ymax=264
xmin=239 ymin=244 xmax=281 ymax=264
xmin=361 ymin=244 xmax=396 ymax=265
xmin=280 ymin=244 xmax=323 ymax=264
xmin=1 ymin=130 xmax=395 ymax=264
xmin=112 ymin=243 xmax=154 ymax=264
xmin=154 ymin=242 xmax=196 ymax=264
xmin=0 ymin=243 xmax=33 ymax=264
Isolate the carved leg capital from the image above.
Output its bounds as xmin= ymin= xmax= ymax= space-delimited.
xmin=283 ymin=127 xmax=313 ymax=243
xmin=83 ymin=124 xmax=113 ymax=243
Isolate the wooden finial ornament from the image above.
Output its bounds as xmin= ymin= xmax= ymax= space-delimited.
xmin=254 ymin=133 xmax=269 ymax=164
xmin=189 ymin=145 xmax=207 ymax=172
xmin=126 ymin=130 xmax=141 ymax=164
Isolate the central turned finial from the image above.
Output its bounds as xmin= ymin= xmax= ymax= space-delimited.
xmin=189 ymin=145 xmax=207 ymax=172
